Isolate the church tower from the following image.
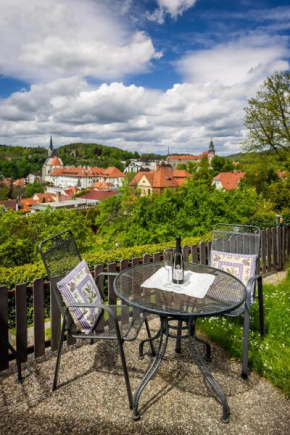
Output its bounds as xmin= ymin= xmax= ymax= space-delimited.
xmin=49 ymin=135 xmax=53 ymax=155
xmin=208 ymin=139 xmax=215 ymax=163
xmin=42 ymin=136 xmax=63 ymax=181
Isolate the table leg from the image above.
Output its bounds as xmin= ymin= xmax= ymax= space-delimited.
xmin=187 ymin=319 xmax=230 ymax=423
xmin=139 ymin=324 xmax=161 ymax=360
xmin=133 ymin=317 xmax=169 ymax=420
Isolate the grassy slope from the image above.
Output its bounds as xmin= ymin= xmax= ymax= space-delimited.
xmin=199 ymin=270 xmax=290 ymax=397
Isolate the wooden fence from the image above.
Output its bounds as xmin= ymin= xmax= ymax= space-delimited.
xmin=0 ymin=226 xmax=289 ymax=372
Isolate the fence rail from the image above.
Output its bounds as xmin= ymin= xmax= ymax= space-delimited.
xmin=1 ymin=226 xmax=289 ymax=372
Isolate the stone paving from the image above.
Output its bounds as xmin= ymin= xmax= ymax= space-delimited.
xmin=0 ymin=318 xmax=289 ymax=435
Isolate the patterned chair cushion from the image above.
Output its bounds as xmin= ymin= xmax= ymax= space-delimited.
xmin=57 ymin=259 xmax=103 ymax=334
xmin=210 ymin=250 xmax=257 ymax=286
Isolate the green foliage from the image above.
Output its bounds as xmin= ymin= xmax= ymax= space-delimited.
xmin=58 ymin=143 xmax=139 ymax=170
xmin=0 ymin=234 xmax=209 ymax=289
xmin=211 ymin=155 xmax=235 ymax=175
xmin=199 ymin=271 xmax=290 ymax=397
xmin=0 ymin=144 xmax=46 ymax=178
xmin=23 ymin=181 xmax=45 ymax=198
xmin=240 ymin=161 xmax=279 ymax=196
xmin=243 ymin=71 xmax=290 ymax=161
xmin=0 ymin=185 xmax=9 ymax=200
xmin=0 ymin=209 xmax=94 ymax=267
xmin=96 ymin=178 xmax=258 ymax=247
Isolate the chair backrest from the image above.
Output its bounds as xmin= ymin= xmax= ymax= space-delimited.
xmin=211 ymin=223 xmax=261 ymax=275
xmin=211 ymin=223 xmax=261 ymax=256
xmin=39 ymin=230 xmax=82 ymax=314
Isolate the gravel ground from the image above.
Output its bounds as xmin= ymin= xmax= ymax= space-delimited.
xmin=0 ymin=318 xmax=289 ymax=435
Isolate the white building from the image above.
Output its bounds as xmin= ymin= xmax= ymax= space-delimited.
xmin=48 ymin=166 xmax=124 ymax=189
xmin=124 ymin=159 xmax=159 ymax=173
xmin=42 ymin=136 xmax=64 ymax=181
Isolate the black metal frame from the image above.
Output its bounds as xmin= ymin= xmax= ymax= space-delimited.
xmin=134 ymin=316 xmax=230 ymax=423
xmin=211 ymin=223 xmax=265 ymax=378
xmin=0 ymin=336 xmax=23 ymax=383
xmin=38 ymin=230 xmax=154 ymax=408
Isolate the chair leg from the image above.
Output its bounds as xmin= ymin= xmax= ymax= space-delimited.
xmin=257 ymin=277 xmax=265 ymax=338
xmin=175 ymin=320 xmax=183 ymax=353
xmin=117 ymin=339 xmax=133 ymax=409
xmin=241 ymin=299 xmax=251 ymax=379
xmin=52 ymin=319 xmax=66 ymax=391
xmin=144 ymin=316 xmax=156 ymax=357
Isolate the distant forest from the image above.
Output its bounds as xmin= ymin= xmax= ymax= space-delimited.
xmin=0 ymin=142 xmax=166 ymax=179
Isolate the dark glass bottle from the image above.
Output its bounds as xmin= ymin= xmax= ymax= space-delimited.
xmin=172 ymin=236 xmax=184 ymax=284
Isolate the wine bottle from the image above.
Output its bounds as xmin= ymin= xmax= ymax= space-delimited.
xmin=172 ymin=236 xmax=184 ymax=284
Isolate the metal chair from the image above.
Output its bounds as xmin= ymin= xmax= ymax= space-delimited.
xmin=0 ymin=333 xmax=23 ymax=383
xmin=210 ymin=223 xmax=265 ymax=378
xmin=39 ymin=230 xmax=154 ymax=408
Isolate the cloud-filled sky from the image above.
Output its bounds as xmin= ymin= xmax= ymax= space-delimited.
xmin=0 ymin=0 xmax=289 ymax=155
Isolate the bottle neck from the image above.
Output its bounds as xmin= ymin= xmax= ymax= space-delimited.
xmin=176 ymin=238 xmax=181 ymax=254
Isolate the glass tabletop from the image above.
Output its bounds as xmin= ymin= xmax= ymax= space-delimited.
xmin=114 ymin=262 xmax=246 ymax=318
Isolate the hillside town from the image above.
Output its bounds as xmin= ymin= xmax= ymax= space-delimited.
xmin=0 ymin=137 xmax=254 ymax=212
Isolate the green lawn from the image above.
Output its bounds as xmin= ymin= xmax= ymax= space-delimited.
xmin=199 ymin=270 xmax=290 ymax=397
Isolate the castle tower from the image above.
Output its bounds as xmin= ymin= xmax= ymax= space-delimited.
xmin=208 ymin=139 xmax=215 ymax=163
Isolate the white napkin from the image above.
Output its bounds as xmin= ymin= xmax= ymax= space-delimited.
xmin=141 ymin=267 xmax=215 ymax=298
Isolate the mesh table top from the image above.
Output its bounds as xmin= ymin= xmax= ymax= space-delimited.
xmin=114 ymin=263 xmax=246 ymax=318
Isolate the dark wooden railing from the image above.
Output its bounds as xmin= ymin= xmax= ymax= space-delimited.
xmin=1 ymin=226 xmax=289 ymax=372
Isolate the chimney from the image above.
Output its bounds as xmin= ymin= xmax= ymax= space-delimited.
xmin=56 ymin=192 xmax=61 ymax=202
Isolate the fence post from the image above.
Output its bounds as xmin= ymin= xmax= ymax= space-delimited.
xmin=153 ymin=252 xmax=161 ymax=263
xmin=261 ymin=230 xmax=266 ymax=275
xmin=108 ymin=263 xmax=117 ymax=304
xmin=277 ymin=226 xmax=282 ymax=270
xmin=0 ymin=286 xmax=9 ymax=370
xmin=272 ymin=227 xmax=277 ymax=272
xmin=182 ymin=245 xmax=189 ymax=262
xmin=199 ymin=242 xmax=206 ymax=265
xmin=266 ymin=228 xmax=272 ymax=273
xmin=33 ymin=278 xmax=45 ymax=358
xmin=281 ymin=226 xmax=285 ymax=270
xmin=15 ymin=283 xmax=27 ymax=362
xmin=191 ymin=244 xmax=198 ymax=264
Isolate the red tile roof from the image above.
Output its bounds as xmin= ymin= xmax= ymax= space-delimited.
xmin=0 ymin=199 xmax=17 ymax=210
xmin=103 ymin=167 xmax=124 ymax=178
xmin=168 ymin=152 xmax=208 ymax=161
xmin=78 ymin=190 xmax=118 ymax=201
xmin=131 ymin=166 xmax=192 ymax=189
xmin=50 ymin=157 xmax=63 ymax=166
xmin=212 ymin=171 xmax=246 ymax=190
xmin=49 ymin=166 xmax=123 ymax=178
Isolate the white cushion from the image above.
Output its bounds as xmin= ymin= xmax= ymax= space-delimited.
xmin=210 ymin=250 xmax=257 ymax=287
xmin=57 ymin=259 xmax=103 ymax=334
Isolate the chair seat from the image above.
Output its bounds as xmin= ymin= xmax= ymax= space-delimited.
xmin=71 ymin=306 xmax=145 ymax=341
xmin=225 ymin=303 xmax=245 ymax=317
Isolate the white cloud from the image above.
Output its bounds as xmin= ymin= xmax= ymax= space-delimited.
xmin=0 ymin=0 xmax=160 ymax=82
xmin=147 ymin=0 xmax=197 ymax=23
xmin=177 ymin=34 xmax=290 ymax=87
xmin=0 ymin=77 xmax=259 ymax=155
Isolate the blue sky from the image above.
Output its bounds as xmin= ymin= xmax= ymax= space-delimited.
xmin=0 ymin=0 xmax=289 ymax=155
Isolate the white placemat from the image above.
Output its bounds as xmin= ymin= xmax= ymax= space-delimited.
xmin=141 ymin=267 xmax=215 ymax=298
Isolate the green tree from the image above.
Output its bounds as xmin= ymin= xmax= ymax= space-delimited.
xmin=243 ymin=72 xmax=290 ymax=160
xmin=211 ymin=156 xmax=235 ymax=175
xmin=24 ymin=181 xmax=45 ymax=198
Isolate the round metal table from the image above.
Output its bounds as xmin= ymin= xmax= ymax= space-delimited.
xmin=114 ymin=262 xmax=246 ymax=423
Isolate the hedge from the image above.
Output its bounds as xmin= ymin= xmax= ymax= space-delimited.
xmin=0 ymin=234 xmax=211 ymax=289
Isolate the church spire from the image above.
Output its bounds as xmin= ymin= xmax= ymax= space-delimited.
xmin=209 ymin=139 xmax=215 ymax=153
xmin=49 ymin=136 xmax=53 ymax=152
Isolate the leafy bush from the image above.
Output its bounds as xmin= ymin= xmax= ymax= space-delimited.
xmin=0 ymin=234 xmax=209 ymax=289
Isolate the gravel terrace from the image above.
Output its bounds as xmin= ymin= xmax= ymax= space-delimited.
xmin=0 ymin=316 xmax=289 ymax=435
